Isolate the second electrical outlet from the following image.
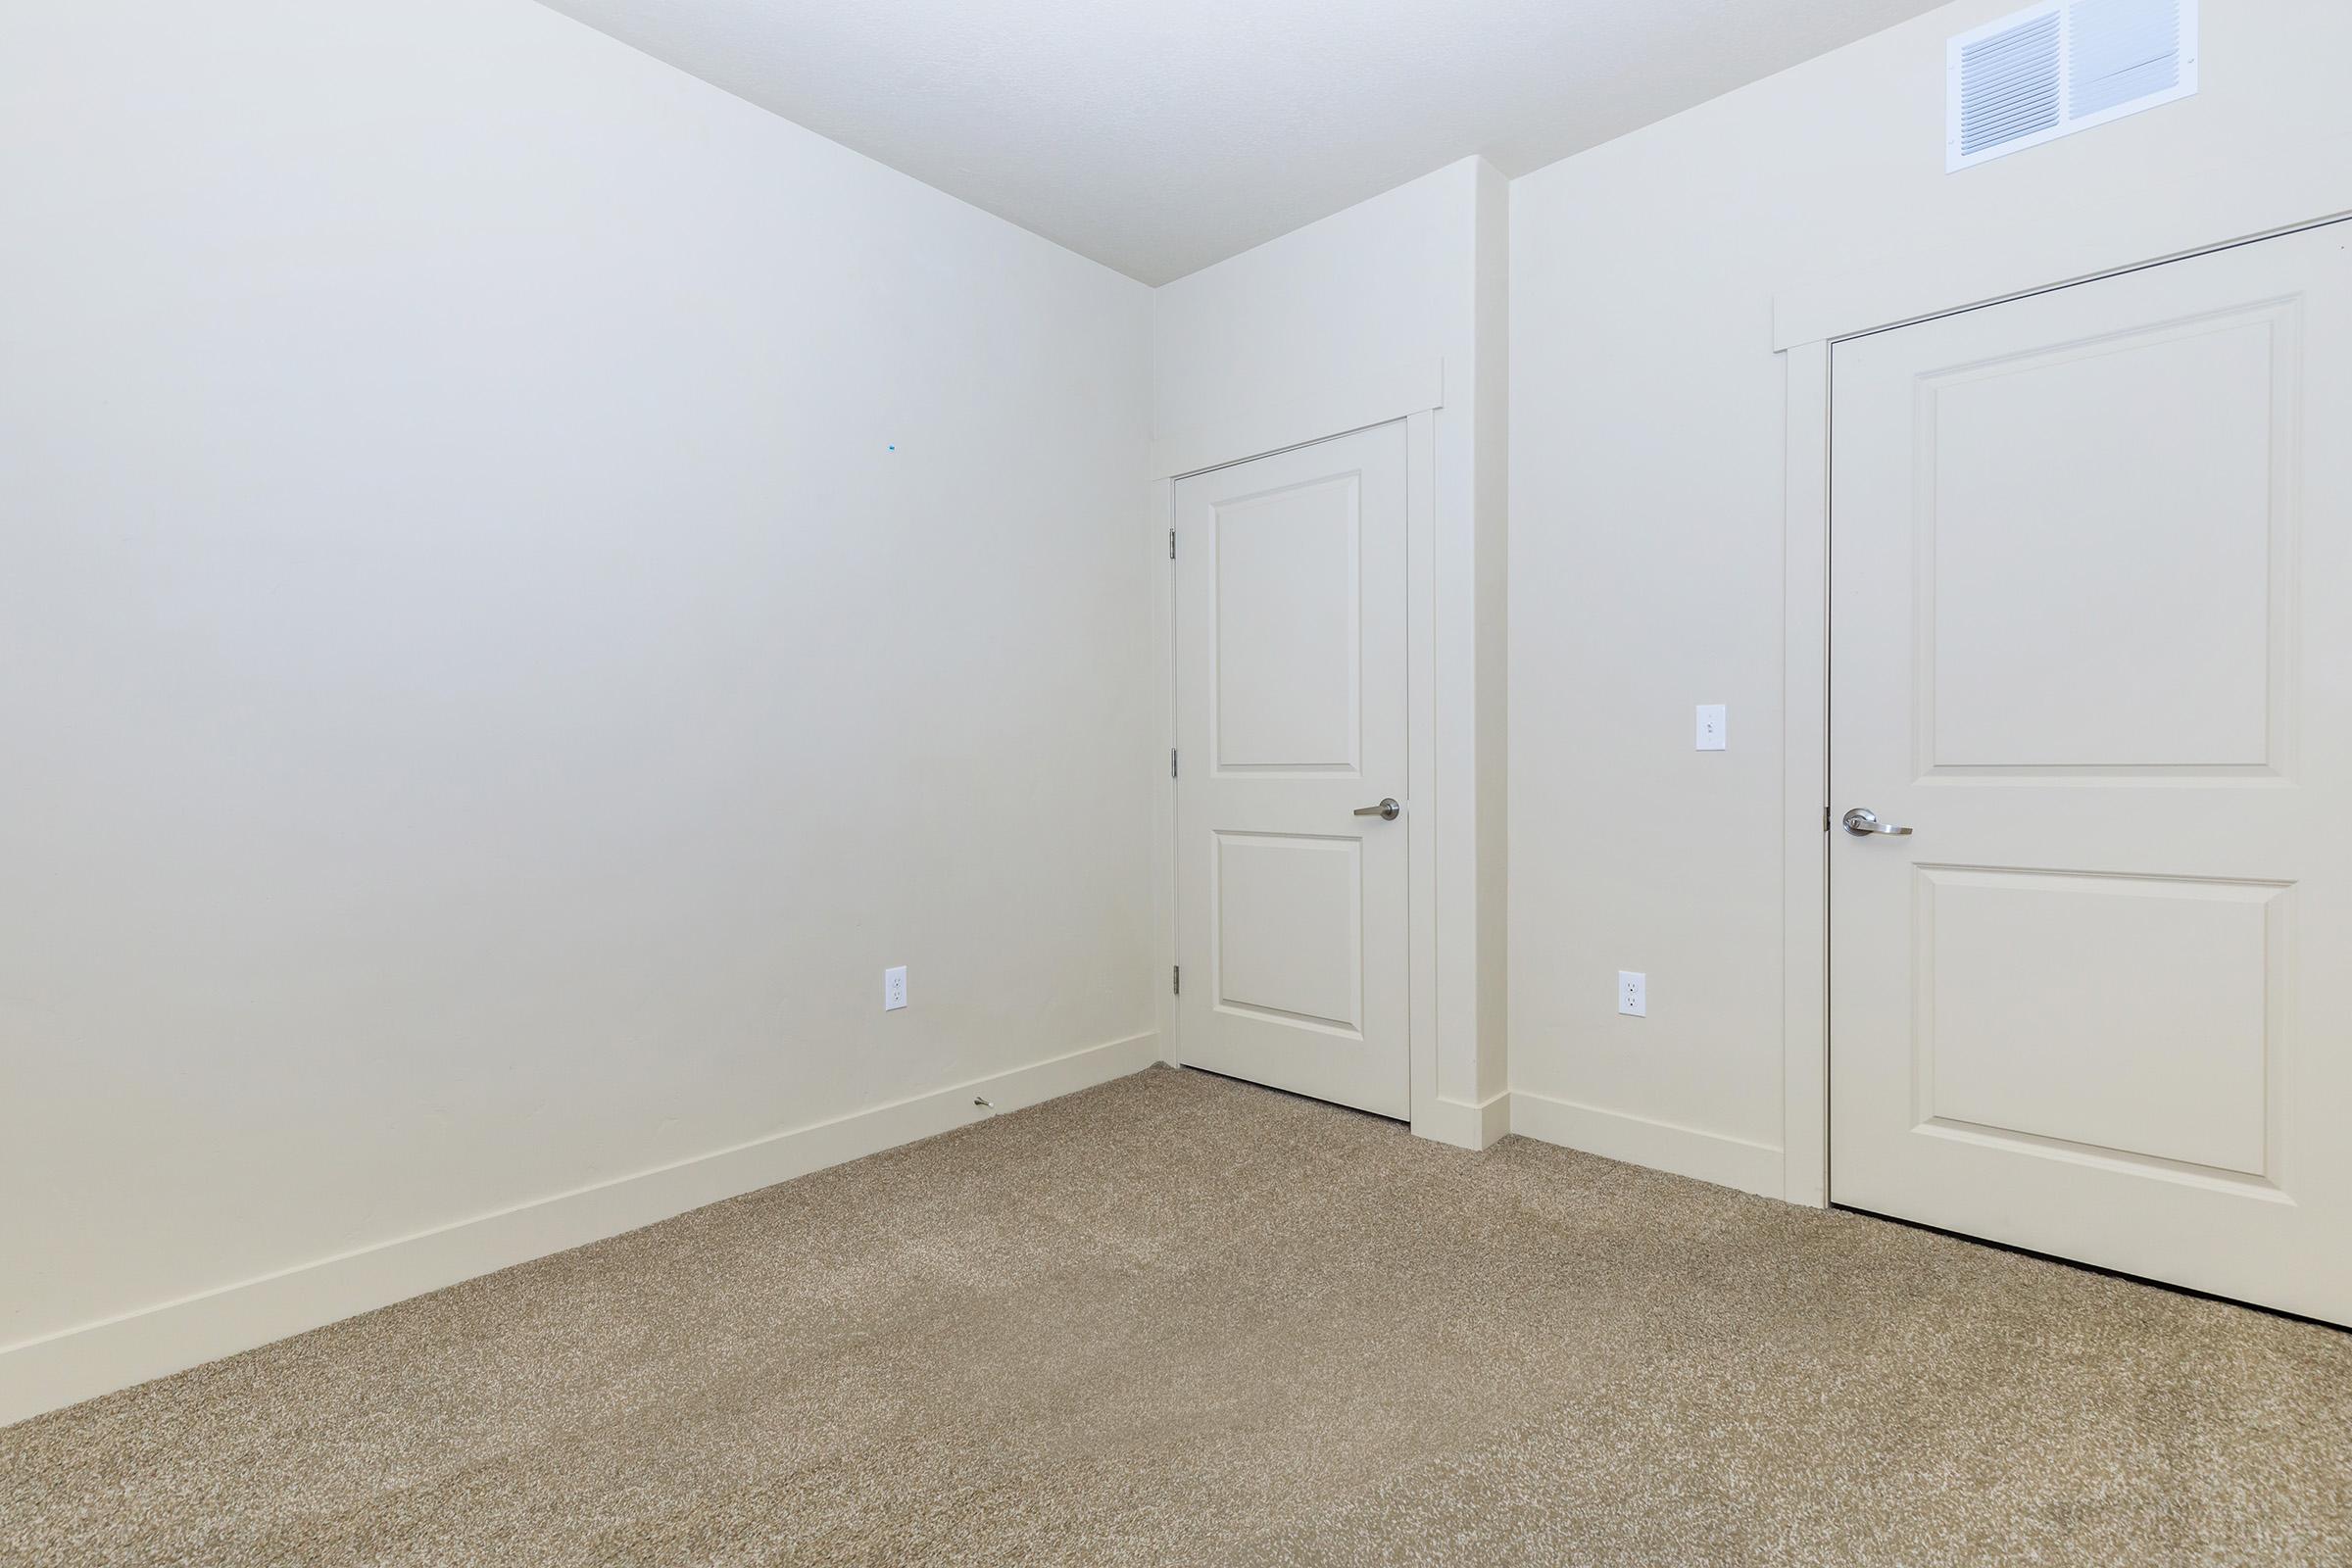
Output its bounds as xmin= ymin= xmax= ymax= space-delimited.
xmin=884 ymin=966 xmax=907 ymax=1010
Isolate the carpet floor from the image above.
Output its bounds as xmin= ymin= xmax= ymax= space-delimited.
xmin=4 ymin=1065 xmax=2348 ymax=1565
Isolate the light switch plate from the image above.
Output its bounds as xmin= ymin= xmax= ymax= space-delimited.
xmin=1618 ymin=971 xmax=1646 ymax=1017
xmin=1695 ymin=704 xmax=1727 ymax=751
xmin=883 ymin=966 xmax=907 ymax=1011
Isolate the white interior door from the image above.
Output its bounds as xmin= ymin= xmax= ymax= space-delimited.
xmin=1174 ymin=423 xmax=1409 ymax=1118
xmin=1830 ymin=220 xmax=2352 ymax=1323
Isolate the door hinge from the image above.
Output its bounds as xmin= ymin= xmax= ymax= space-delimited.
xmin=1172 ymin=965 xmax=1180 ymax=995
xmin=1169 ymin=528 xmax=1176 ymax=560
xmin=1171 ymin=748 xmax=1179 ymax=778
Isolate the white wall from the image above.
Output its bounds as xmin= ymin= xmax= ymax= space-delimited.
xmin=1508 ymin=0 xmax=2352 ymax=1191
xmin=0 ymin=0 xmax=1152 ymax=1419
xmin=1152 ymin=160 xmax=1482 ymax=430
xmin=1152 ymin=159 xmax=1509 ymax=1137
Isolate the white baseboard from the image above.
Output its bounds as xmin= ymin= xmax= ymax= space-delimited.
xmin=1 ymin=1032 xmax=1158 ymax=1428
xmin=1413 ymin=1090 xmax=1510 ymax=1152
xmin=1507 ymin=1091 xmax=1783 ymax=1199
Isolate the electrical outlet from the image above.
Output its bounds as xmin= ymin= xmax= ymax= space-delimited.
xmin=1695 ymin=704 xmax=1727 ymax=751
xmin=883 ymin=966 xmax=907 ymax=1011
xmin=1618 ymin=971 xmax=1647 ymax=1017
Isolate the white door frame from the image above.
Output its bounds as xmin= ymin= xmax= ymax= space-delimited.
xmin=1148 ymin=361 xmax=1451 ymax=1138
xmin=1776 ymin=165 xmax=2352 ymax=1209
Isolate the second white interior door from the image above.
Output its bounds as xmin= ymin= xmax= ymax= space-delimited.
xmin=1829 ymin=220 xmax=2352 ymax=1325
xmin=1174 ymin=423 xmax=1410 ymax=1118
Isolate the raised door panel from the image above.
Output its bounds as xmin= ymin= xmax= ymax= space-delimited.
xmin=1214 ymin=833 xmax=1362 ymax=1034
xmin=1916 ymin=866 xmax=2279 ymax=1179
xmin=1213 ymin=476 xmax=1362 ymax=772
xmin=1922 ymin=307 xmax=2292 ymax=774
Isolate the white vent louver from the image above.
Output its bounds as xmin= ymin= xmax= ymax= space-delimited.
xmin=1947 ymin=0 xmax=2197 ymax=172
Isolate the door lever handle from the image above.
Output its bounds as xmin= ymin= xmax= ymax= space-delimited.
xmin=1842 ymin=808 xmax=1913 ymax=837
xmin=1353 ymin=798 xmax=1402 ymax=821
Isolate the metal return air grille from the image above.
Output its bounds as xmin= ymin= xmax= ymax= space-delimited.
xmin=1947 ymin=0 xmax=2196 ymax=172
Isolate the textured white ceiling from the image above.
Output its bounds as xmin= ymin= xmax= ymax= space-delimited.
xmin=532 ymin=0 xmax=1952 ymax=284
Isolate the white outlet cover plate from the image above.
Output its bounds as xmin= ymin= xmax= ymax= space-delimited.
xmin=1695 ymin=705 xmax=1727 ymax=751
xmin=884 ymin=966 xmax=907 ymax=1010
xmin=1618 ymin=970 xmax=1646 ymax=1017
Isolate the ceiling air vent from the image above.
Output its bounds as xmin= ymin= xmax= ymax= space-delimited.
xmin=1947 ymin=0 xmax=2197 ymax=172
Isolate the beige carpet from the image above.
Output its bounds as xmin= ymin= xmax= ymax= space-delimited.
xmin=4 ymin=1066 xmax=2347 ymax=1566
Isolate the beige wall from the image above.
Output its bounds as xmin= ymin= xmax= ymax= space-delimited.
xmin=1152 ymin=160 xmax=1510 ymax=1134
xmin=0 ymin=0 xmax=1152 ymax=1418
xmin=1508 ymin=0 xmax=2352 ymax=1187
